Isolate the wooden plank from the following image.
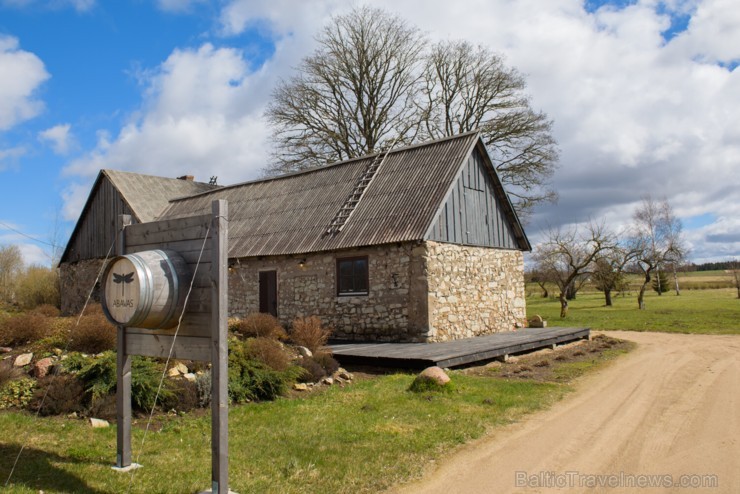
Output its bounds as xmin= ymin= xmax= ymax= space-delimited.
xmin=125 ymin=333 xmax=211 ymax=361
xmin=124 ymin=214 xmax=212 ymax=246
xmin=331 ymin=328 xmax=591 ymax=369
xmin=127 ymin=238 xmax=212 ymax=256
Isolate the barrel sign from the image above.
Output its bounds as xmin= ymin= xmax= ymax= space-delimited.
xmin=101 ymin=250 xmax=191 ymax=329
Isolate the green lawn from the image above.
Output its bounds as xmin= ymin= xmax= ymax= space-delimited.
xmin=527 ymin=288 xmax=739 ymax=334
xmin=1 ymin=373 xmax=566 ymax=494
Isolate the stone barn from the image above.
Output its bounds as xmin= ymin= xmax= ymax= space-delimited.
xmin=60 ymin=131 xmax=531 ymax=342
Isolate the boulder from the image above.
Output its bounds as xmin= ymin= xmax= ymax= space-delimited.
xmin=418 ymin=366 xmax=450 ymax=386
xmin=167 ymin=367 xmax=181 ymax=378
xmin=34 ymin=357 xmax=55 ymax=378
xmin=183 ymin=373 xmax=197 ymax=383
xmin=335 ymin=368 xmax=353 ymax=381
xmin=296 ymin=346 xmax=313 ymax=358
xmin=174 ymin=362 xmax=189 ymax=374
xmin=14 ymin=352 xmax=33 ymax=367
xmin=90 ymin=418 xmax=110 ymax=428
xmin=321 ymin=376 xmax=334 ymax=386
xmin=293 ymin=383 xmax=309 ymax=391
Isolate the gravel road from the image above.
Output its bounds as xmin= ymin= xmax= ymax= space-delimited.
xmin=391 ymin=331 xmax=740 ymax=494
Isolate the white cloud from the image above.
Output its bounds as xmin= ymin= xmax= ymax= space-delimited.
xmin=0 ymin=35 xmax=49 ymax=131
xmin=38 ymin=123 xmax=75 ymax=155
xmin=63 ymin=43 xmax=274 ymax=219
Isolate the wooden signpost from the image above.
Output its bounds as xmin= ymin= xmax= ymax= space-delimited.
xmin=101 ymin=200 xmax=231 ymax=494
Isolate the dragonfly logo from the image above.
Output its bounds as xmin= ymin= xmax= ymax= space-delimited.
xmin=113 ymin=272 xmax=135 ymax=296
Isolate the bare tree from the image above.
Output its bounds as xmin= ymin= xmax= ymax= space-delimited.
xmin=266 ymin=6 xmax=425 ymax=174
xmin=525 ymin=267 xmax=550 ymax=298
xmin=265 ymin=10 xmax=559 ymax=217
xmin=631 ymin=197 xmax=685 ymax=310
xmin=533 ymin=222 xmax=615 ymax=318
xmin=592 ymin=244 xmax=639 ymax=306
xmin=0 ymin=244 xmax=24 ymax=305
xmin=422 ymin=41 xmax=558 ymax=218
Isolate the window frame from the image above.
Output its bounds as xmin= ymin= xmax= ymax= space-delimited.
xmin=336 ymin=256 xmax=369 ymax=297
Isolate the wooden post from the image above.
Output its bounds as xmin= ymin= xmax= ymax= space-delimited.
xmin=115 ymin=214 xmax=133 ymax=469
xmin=211 ymin=200 xmax=229 ymax=493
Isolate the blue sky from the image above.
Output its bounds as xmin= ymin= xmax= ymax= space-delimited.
xmin=1 ymin=0 xmax=738 ymax=266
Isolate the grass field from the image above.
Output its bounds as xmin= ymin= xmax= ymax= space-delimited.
xmin=527 ymin=288 xmax=739 ymax=334
xmin=1 ymin=373 xmax=568 ymax=494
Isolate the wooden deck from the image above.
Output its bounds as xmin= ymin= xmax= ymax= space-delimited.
xmin=330 ymin=327 xmax=590 ymax=369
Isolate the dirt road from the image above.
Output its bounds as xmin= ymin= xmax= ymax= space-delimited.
xmin=391 ymin=331 xmax=740 ymax=494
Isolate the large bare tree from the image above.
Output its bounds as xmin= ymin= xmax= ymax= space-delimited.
xmin=533 ymin=222 xmax=615 ymax=318
xmin=266 ymin=6 xmax=425 ymax=173
xmin=265 ymin=8 xmax=558 ymax=217
xmin=631 ymin=197 xmax=685 ymax=310
xmin=422 ymin=41 xmax=558 ymax=217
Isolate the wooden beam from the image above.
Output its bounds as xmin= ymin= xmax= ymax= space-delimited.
xmin=116 ymin=214 xmax=132 ymax=469
xmin=211 ymin=199 xmax=229 ymax=494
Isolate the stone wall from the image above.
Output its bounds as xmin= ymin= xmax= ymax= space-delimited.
xmin=228 ymin=243 xmax=430 ymax=342
xmin=59 ymin=259 xmax=105 ymax=315
xmin=425 ymin=241 xmax=526 ymax=341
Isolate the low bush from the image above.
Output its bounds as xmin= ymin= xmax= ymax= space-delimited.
xmin=235 ymin=313 xmax=287 ymax=340
xmin=0 ymin=377 xmax=37 ymax=409
xmin=313 ymin=350 xmax=340 ymax=375
xmin=68 ymin=308 xmax=116 ymax=354
xmin=30 ymin=374 xmax=86 ymax=416
xmin=246 ymin=337 xmax=291 ymax=372
xmin=170 ymin=378 xmax=200 ymax=413
xmin=0 ymin=313 xmax=53 ymax=346
xmin=229 ymin=339 xmax=302 ymax=403
xmin=75 ymin=351 xmax=174 ymax=412
xmin=195 ymin=371 xmax=212 ymax=408
xmin=31 ymin=304 xmax=61 ymax=317
xmin=0 ymin=360 xmax=25 ymax=389
xmin=296 ymin=357 xmax=325 ymax=383
xmin=290 ymin=316 xmax=332 ymax=353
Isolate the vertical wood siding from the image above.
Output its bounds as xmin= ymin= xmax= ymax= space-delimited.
xmin=427 ymin=148 xmax=518 ymax=249
xmin=64 ymin=177 xmax=137 ymax=262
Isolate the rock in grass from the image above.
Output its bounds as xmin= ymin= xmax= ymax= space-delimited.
xmin=293 ymin=383 xmax=309 ymax=391
xmin=14 ymin=353 xmax=33 ymax=367
xmin=296 ymin=346 xmax=313 ymax=358
xmin=34 ymin=357 xmax=54 ymax=378
xmin=409 ymin=366 xmax=452 ymax=393
xmin=90 ymin=418 xmax=110 ymax=428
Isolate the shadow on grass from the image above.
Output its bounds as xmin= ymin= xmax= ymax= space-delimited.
xmin=0 ymin=443 xmax=105 ymax=493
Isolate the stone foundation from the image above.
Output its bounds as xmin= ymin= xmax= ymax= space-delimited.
xmin=59 ymin=259 xmax=105 ymax=315
xmin=425 ymin=241 xmax=526 ymax=341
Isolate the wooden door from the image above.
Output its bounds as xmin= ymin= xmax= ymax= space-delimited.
xmin=259 ymin=270 xmax=278 ymax=317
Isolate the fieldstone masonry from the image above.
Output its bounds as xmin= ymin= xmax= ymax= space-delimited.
xmin=227 ymin=240 xmax=526 ymax=342
xmin=60 ymin=258 xmax=105 ymax=315
xmin=425 ymin=241 xmax=526 ymax=341
xmin=60 ymin=241 xmax=527 ymax=342
xmin=228 ymin=243 xmax=430 ymax=341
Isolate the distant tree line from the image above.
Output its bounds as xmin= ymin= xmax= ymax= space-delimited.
xmin=682 ymin=261 xmax=737 ymax=272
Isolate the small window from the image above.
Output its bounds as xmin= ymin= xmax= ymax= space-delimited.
xmin=337 ymin=256 xmax=368 ymax=296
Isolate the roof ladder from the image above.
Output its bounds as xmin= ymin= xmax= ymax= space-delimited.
xmin=326 ymin=140 xmax=399 ymax=235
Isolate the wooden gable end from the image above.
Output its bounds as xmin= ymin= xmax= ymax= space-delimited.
xmin=426 ymin=144 xmax=523 ymax=250
xmin=61 ymin=173 xmax=138 ymax=263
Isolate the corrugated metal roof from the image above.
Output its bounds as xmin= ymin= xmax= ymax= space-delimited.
xmin=157 ymin=132 xmax=484 ymax=257
xmin=104 ymin=169 xmax=218 ymax=222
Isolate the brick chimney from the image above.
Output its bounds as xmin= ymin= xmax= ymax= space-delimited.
xmin=177 ymin=175 xmax=194 ymax=181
